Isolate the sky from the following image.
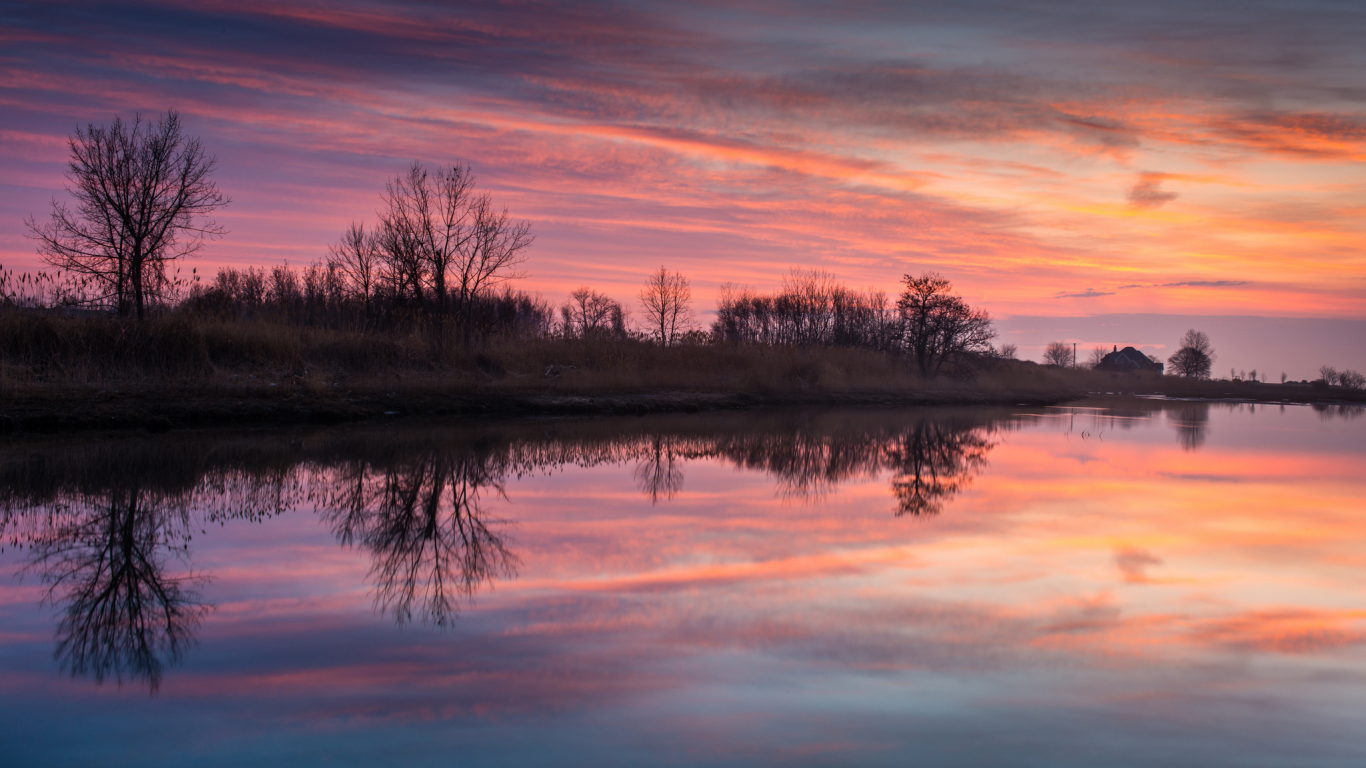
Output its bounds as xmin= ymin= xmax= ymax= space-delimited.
xmin=2 ymin=1 xmax=1364 ymax=373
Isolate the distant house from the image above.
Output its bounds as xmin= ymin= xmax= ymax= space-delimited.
xmin=1097 ymin=345 xmax=1164 ymax=374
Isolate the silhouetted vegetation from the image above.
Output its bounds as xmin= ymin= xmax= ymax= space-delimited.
xmin=1168 ymin=329 xmax=1215 ymax=379
xmin=24 ymin=111 xmax=228 ymax=320
xmin=639 ymin=266 xmax=694 ymax=346
xmin=712 ymin=269 xmax=898 ymax=351
xmin=5 ymin=116 xmax=1356 ymax=419
xmin=1043 ymin=341 xmax=1073 ymax=367
xmin=1318 ymin=365 xmax=1364 ymax=390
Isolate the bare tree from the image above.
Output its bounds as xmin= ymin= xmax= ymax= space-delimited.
xmin=1087 ymin=345 xmax=1109 ymax=369
xmin=639 ymin=266 xmax=694 ymax=346
xmin=1168 ymin=329 xmax=1215 ymax=379
xmin=375 ymin=163 xmax=433 ymax=305
xmin=1340 ymin=369 xmax=1365 ymax=390
xmin=25 ymin=111 xmax=228 ymax=319
xmin=371 ymin=162 xmax=531 ymax=333
xmin=1043 ymin=341 xmax=1073 ymax=367
xmin=454 ymin=192 xmax=532 ymax=333
xmin=328 ymin=222 xmax=379 ymax=316
xmin=996 ymin=344 xmax=1018 ymax=360
xmin=895 ymin=272 xmax=995 ymax=378
xmin=1319 ymin=365 xmax=1339 ymax=385
xmin=561 ymin=287 xmax=625 ymax=338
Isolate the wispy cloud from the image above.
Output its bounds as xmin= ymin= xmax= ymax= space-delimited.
xmin=0 ymin=0 xmax=1363 ymax=319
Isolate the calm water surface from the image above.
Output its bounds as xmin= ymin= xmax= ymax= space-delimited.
xmin=1 ymin=399 xmax=1364 ymax=766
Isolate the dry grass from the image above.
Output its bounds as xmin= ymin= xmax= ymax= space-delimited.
xmin=0 ymin=312 xmax=1061 ymax=399
xmin=3 ymin=312 xmax=1359 ymax=408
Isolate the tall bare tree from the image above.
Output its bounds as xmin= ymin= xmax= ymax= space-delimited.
xmin=895 ymin=272 xmax=995 ymax=378
xmin=25 ymin=111 xmax=228 ymax=319
xmin=639 ymin=266 xmax=694 ymax=345
xmin=373 ymin=162 xmax=531 ymax=333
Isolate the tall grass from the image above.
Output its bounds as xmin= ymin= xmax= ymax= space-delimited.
xmin=0 ymin=309 xmax=1082 ymax=399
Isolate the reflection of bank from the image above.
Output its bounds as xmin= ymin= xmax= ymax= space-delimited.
xmin=0 ymin=408 xmax=1020 ymax=690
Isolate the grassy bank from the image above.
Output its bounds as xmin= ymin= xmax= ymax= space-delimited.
xmin=0 ymin=313 xmax=1361 ymax=433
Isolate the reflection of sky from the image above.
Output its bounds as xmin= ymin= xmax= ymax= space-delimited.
xmin=3 ymin=404 xmax=1366 ymax=765
xmin=3 ymin=1 xmax=1366 ymax=366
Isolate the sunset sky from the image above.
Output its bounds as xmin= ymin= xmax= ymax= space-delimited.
xmin=2 ymin=1 xmax=1364 ymax=373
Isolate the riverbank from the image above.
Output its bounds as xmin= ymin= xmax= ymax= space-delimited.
xmin=0 ymin=385 xmax=1079 ymax=434
xmin=2 ymin=375 xmax=1361 ymax=435
xmin=2 ymin=314 xmax=1362 ymax=434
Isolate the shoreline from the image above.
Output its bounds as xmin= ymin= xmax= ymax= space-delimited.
xmin=2 ymin=383 xmax=1361 ymax=435
xmin=0 ymin=388 xmax=1078 ymax=435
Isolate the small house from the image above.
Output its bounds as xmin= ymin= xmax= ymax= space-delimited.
xmin=1096 ymin=345 xmax=1163 ymax=374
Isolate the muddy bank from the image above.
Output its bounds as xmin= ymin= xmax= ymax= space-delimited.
xmin=0 ymin=387 xmax=1081 ymax=435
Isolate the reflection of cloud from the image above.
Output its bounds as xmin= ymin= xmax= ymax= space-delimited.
xmin=1114 ymin=547 xmax=1162 ymax=583
xmin=1055 ymin=288 xmax=1115 ymax=298
xmin=1128 ymin=173 xmax=1179 ymax=209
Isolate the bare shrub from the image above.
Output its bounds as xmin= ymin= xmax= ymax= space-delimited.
xmin=1042 ymin=341 xmax=1072 ymax=367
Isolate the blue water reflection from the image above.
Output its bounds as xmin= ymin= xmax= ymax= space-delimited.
xmin=1 ymin=400 xmax=1364 ymax=766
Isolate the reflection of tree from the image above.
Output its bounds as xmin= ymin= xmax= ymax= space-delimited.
xmin=22 ymin=486 xmax=207 ymax=692
xmin=321 ymin=451 xmax=518 ymax=628
xmin=0 ymin=410 xmax=1015 ymax=692
xmin=0 ymin=438 xmax=301 ymax=692
xmin=886 ymin=422 xmax=993 ymax=516
xmin=1312 ymin=403 xmax=1364 ymax=421
xmin=634 ymin=436 xmax=685 ymax=503
xmin=706 ymin=417 xmax=997 ymax=515
xmin=1169 ymin=402 xmax=1210 ymax=450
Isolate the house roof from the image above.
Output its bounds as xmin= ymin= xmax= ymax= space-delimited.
xmin=1098 ymin=346 xmax=1163 ymax=372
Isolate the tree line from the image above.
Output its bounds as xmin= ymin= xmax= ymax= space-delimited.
xmin=23 ymin=110 xmax=1354 ymax=384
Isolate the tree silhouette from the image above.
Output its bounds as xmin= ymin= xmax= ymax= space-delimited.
xmin=1168 ymin=329 xmax=1215 ymax=379
xmin=639 ymin=267 xmax=694 ymax=346
xmin=25 ymin=111 xmax=227 ymax=319
xmin=896 ymin=272 xmax=995 ymax=378
xmin=1043 ymin=341 xmax=1073 ymax=367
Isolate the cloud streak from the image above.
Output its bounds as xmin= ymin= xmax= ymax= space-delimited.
xmin=0 ymin=0 xmax=1364 ymax=321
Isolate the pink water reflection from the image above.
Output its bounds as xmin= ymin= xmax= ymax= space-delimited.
xmin=1 ymin=401 xmax=1364 ymax=765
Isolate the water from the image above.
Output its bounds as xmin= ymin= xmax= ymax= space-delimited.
xmin=1 ymin=399 xmax=1363 ymax=766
